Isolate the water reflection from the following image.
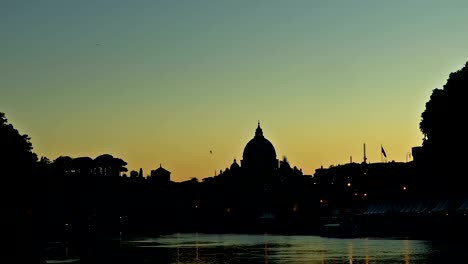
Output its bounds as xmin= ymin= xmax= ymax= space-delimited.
xmin=195 ymin=234 xmax=199 ymax=261
xmin=364 ymin=238 xmax=369 ymax=264
xmin=120 ymin=233 xmax=436 ymax=264
xmin=347 ymin=240 xmax=353 ymax=263
xmin=44 ymin=233 xmax=466 ymax=263
xmin=404 ymin=239 xmax=410 ymax=264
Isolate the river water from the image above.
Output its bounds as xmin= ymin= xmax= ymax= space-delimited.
xmin=45 ymin=233 xmax=467 ymax=263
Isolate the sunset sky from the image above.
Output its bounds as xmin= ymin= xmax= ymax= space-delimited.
xmin=2 ymin=1 xmax=468 ymax=182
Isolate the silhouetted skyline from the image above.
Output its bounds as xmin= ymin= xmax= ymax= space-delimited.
xmin=3 ymin=55 xmax=468 ymax=263
xmin=2 ymin=1 xmax=468 ymax=181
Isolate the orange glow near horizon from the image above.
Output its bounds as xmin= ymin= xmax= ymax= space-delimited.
xmin=2 ymin=2 xmax=468 ymax=182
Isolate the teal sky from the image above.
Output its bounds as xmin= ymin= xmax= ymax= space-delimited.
xmin=2 ymin=1 xmax=468 ymax=181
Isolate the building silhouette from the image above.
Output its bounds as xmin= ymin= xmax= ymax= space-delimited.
xmin=200 ymin=122 xmax=311 ymax=232
xmin=149 ymin=164 xmax=171 ymax=183
xmin=241 ymin=122 xmax=279 ymax=177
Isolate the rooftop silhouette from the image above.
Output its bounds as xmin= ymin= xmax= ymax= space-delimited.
xmin=3 ymin=60 xmax=468 ymax=262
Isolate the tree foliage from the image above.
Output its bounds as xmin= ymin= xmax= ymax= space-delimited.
xmin=419 ymin=61 xmax=468 ymax=162
xmin=1 ymin=112 xmax=41 ymax=262
xmin=0 ymin=112 xmax=38 ymax=174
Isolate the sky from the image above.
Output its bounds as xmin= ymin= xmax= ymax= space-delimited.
xmin=2 ymin=0 xmax=468 ymax=182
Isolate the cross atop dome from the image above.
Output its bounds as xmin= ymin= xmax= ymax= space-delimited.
xmin=255 ymin=121 xmax=263 ymax=137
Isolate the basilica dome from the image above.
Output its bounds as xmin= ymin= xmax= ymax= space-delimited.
xmin=242 ymin=122 xmax=277 ymax=164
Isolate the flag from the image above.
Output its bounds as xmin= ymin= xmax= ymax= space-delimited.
xmin=381 ymin=146 xmax=387 ymax=158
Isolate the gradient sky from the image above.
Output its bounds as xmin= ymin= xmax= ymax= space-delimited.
xmin=2 ymin=1 xmax=468 ymax=182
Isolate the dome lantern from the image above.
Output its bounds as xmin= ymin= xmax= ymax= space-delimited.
xmin=255 ymin=121 xmax=263 ymax=137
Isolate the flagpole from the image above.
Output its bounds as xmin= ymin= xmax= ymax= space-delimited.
xmin=380 ymin=144 xmax=387 ymax=163
xmin=381 ymin=144 xmax=384 ymax=163
xmin=363 ymin=143 xmax=367 ymax=164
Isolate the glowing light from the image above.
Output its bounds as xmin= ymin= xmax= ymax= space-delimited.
xmin=293 ymin=204 xmax=299 ymax=212
xmin=363 ymin=193 xmax=367 ymax=197
xmin=347 ymin=182 xmax=351 ymax=187
xmin=403 ymin=186 xmax=407 ymax=190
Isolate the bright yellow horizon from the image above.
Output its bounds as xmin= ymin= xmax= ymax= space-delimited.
xmin=4 ymin=116 xmax=427 ymax=182
xmin=2 ymin=1 xmax=468 ymax=182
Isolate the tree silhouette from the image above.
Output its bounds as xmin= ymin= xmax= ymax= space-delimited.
xmin=53 ymin=156 xmax=73 ymax=173
xmin=112 ymin=157 xmax=128 ymax=176
xmin=420 ymin=61 xmax=468 ymax=154
xmin=130 ymin=170 xmax=139 ymax=177
xmin=1 ymin=112 xmax=43 ymax=262
xmin=419 ymin=61 xmax=468 ymax=194
xmin=1 ymin=112 xmax=38 ymax=199
xmin=71 ymin=156 xmax=94 ymax=176
xmin=1 ymin=112 xmax=38 ymax=173
xmin=94 ymin=154 xmax=128 ymax=177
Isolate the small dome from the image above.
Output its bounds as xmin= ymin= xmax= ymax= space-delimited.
xmin=230 ymin=158 xmax=240 ymax=170
xmin=242 ymin=123 xmax=277 ymax=162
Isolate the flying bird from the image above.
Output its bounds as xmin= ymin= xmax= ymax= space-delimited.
xmin=209 ymin=150 xmax=212 ymax=154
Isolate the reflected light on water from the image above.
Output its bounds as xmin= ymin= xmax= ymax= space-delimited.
xmin=404 ymin=239 xmax=410 ymax=264
xmin=177 ymin=245 xmax=180 ymax=264
xmin=195 ymin=239 xmax=199 ymax=261
xmin=364 ymin=238 xmax=369 ymax=264
xmin=347 ymin=240 xmax=354 ymax=264
xmin=109 ymin=233 xmax=439 ymax=264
